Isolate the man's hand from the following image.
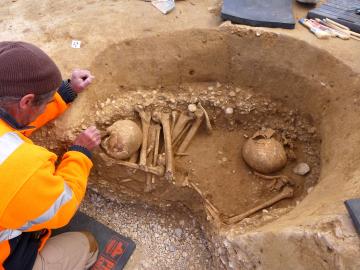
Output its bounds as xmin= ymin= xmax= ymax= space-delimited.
xmin=73 ymin=126 xmax=101 ymax=151
xmin=70 ymin=69 xmax=95 ymax=93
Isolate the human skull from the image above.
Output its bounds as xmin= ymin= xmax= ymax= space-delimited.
xmin=101 ymin=120 xmax=142 ymax=160
xmin=242 ymin=129 xmax=287 ymax=174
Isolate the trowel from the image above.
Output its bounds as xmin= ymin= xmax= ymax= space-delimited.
xmin=151 ymin=0 xmax=175 ymax=14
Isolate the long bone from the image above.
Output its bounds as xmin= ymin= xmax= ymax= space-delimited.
xmin=189 ymin=182 xmax=220 ymax=215
xmin=197 ymin=102 xmax=212 ymax=133
xmin=177 ymin=109 xmax=204 ymax=153
xmin=254 ymin=171 xmax=292 ymax=191
xmin=223 ymin=186 xmax=294 ymax=225
xmin=144 ymin=125 xmax=156 ymax=192
xmin=171 ymin=110 xmax=178 ymax=135
xmin=126 ymin=150 xmax=139 ymax=175
xmin=150 ymin=124 xmax=162 ymax=188
xmin=153 ymin=112 xmax=175 ymax=182
xmin=188 ymin=181 xmax=221 ymax=223
xmin=173 ymin=122 xmax=192 ymax=150
xmin=100 ymin=153 xmax=165 ymax=176
xmin=116 ymin=161 xmax=164 ymax=176
xmin=171 ymin=111 xmax=195 ymax=144
xmin=134 ymin=105 xmax=151 ymax=167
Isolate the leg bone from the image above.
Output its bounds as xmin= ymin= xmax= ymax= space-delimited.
xmin=171 ymin=111 xmax=195 ymax=144
xmin=134 ymin=105 xmax=151 ymax=167
xmin=223 ymin=186 xmax=294 ymax=225
xmin=153 ymin=112 xmax=175 ymax=182
xmin=177 ymin=109 xmax=204 ymax=153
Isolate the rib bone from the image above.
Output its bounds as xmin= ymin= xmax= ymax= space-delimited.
xmin=177 ymin=109 xmax=204 ymax=153
xmin=223 ymin=186 xmax=294 ymax=225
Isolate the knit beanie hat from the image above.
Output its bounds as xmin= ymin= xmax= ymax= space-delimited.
xmin=0 ymin=41 xmax=62 ymax=97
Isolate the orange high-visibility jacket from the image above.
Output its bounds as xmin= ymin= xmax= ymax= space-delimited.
xmin=0 ymin=82 xmax=93 ymax=270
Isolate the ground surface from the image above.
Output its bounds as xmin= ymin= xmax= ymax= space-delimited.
xmin=81 ymin=188 xmax=214 ymax=270
xmin=1 ymin=0 xmax=359 ymax=269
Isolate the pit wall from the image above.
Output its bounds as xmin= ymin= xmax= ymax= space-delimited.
xmin=55 ymin=28 xmax=360 ymax=269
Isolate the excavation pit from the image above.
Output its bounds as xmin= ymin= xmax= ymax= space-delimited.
xmin=34 ymin=27 xmax=360 ymax=269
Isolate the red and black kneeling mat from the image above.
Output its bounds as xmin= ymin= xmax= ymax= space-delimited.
xmin=53 ymin=211 xmax=136 ymax=270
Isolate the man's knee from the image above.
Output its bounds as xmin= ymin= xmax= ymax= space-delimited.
xmin=79 ymin=231 xmax=98 ymax=254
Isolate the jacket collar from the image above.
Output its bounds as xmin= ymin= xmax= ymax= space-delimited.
xmin=0 ymin=108 xmax=35 ymax=131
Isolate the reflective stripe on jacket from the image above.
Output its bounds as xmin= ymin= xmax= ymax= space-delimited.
xmin=0 ymin=91 xmax=92 ymax=269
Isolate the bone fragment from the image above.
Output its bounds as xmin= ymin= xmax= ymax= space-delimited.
xmin=171 ymin=111 xmax=195 ymax=144
xmin=172 ymin=122 xmax=191 ymax=147
xmin=175 ymin=152 xmax=190 ymax=157
xmin=197 ymin=102 xmax=212 ymax=133
xmin=134 ymin=105 xmax=151 ymax=167
xmin=254 ymin=171 xmax=290 ymax=181
xmin=129 ymin=151 xmax=139 ymax=163
xmin=153 ymin=112 xmax=175 ymax=182
xmin=177 ymin=109 xmax=204 ymax=153
xmin=119 ymin=178 xmax=134 ymax=183
xmin=224 ymin=186 xmax=294 ymax=225
xmin=146 ymin=125 xmax=156 ymax=157
xmin=188 ymin=104 xmax=197 ymax=113
xmin=253 ymin=171 xmax=292 ymax=191
xmin=189 ymin=182 xmax=220 ymax=215
xmin=126 ymin=151 xmax=139 ymax=174
xmin=144 ymin=125 xmax=157 ymax=192
xmin=171 ymin=111 xmax=178 ymax=135
xmin=115 ymin=160 xmax=164 ymax=176
xmin=100 ymin=152 xmax=164 ymax=176
xmin=173 ymin=122 xmax=191 ymax=150
xmin=189 ymin=181 xmax=221 ymax=223
xmin=150 ymin=124 xmax=162 ymax=187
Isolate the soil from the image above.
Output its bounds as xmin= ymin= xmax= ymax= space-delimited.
xmin=2 ymin=0 xmax=360 ymax=269
xmin=81 ymin=188 xmax=214 ymax=270
xmin=82 ymin=81 xmax=321 ymax=223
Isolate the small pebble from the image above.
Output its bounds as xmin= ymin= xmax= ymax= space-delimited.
xmin=175 ymin=228 xmax=183 ymax=237
xmin=225 ymin=107 xmax=234 ymax=115
xmin=168 ymin=244 xmax=176 ymax=252
xmin=188 ymin=103 xmax=197 ymax=112
xmin=293 ymin=163 xmax=311 ymax=176
xmin=229 ymin=91 xmax=236 ymax=97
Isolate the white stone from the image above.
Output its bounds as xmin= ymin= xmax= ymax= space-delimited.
xmin=293 ymin=163 xmax=311 ymax=175
xmin=229 ymin=91 xmax=236 ymax=97
xmin=188 ymin=103 xmax=197 ymax=112
xmin=225 ymin=107 xmax=234 ymax=115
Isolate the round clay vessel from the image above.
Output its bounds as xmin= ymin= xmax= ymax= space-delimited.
xmin=101 ymin=120 xmax=142 ymax=160
xmin=242 ymin=129 xmax=287 ymax=174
